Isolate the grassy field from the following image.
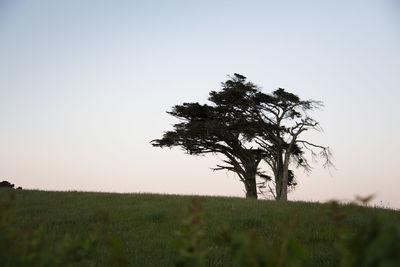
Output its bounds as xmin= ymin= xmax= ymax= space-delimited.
xmin=1 ymin=188 xmax=399 ymax=266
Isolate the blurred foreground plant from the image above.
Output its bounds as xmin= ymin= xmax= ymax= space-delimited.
xmin=174 ymin=197 xmax=208 ymax=267
xmin=176 ymin=196 xmax=400 ymax=267
xmin=217 ymin=211 xmax=307 ymax=267
xmin=0 ymin=192 xmax=127 ymax=267
xmin=329 ymin=195 xmax=400 ymax=267
xmin=175 ymin=198 xmax=307 ymax=267
xmin=339 ymin=215 xmax=400 ymax=267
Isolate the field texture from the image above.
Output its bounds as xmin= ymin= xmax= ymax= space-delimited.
xmin=0 ymin=189 xmax=399 ymax=266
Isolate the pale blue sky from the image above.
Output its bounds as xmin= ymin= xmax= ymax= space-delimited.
xmin=0 ymin=1 xmax=399 ymax=208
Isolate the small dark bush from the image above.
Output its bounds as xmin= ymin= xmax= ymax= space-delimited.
xmin=0 ymin=181 xmax=14 ymax=188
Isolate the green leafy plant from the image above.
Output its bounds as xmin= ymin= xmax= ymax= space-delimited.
xmin=217 ymin=211 xmax=307 ymax=267
xmin=175 ymin=198 xmax=307 ymax=267
xmin=323 ymin=196 xmax=400 ymax=267
xmin=174 ymin=197 xmax=208 ymax=267
xmin=176 ymin=196 xmax=400 ymax=267
xmin=339 ymin=215 xmax=400 ymax=267
xmin=0 ymin=193 xmax=127 ymax=267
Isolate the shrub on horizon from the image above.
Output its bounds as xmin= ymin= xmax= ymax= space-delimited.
xmin=0 ymin=181 xmax=14 ymax=189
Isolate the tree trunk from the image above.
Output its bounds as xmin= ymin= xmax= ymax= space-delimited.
xmin=279 ymin=153 xmax=291 ymax=201
xmin=275 ymin=151 xmax=284 ymax=200
xmin=244 ymin=178 xmax=257 ymax=199
xmin=280 ymin=171 xmax=288 ymax=200
xmin=243 ymin=168 xmax=258 ymax=199
xmin=275 ymin=177 xmax=281 ymax=200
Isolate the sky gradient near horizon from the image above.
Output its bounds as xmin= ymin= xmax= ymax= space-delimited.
xmin=1 ymin=1 xmax=399 ymax=208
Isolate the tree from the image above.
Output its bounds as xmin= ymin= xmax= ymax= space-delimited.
xmin=152 ymin=74 xmax=269 ymax=198
xmin=152 ymin=74 xmax=332 ymax=200
xmin=252 ymin=89 xmax=333 ymax=200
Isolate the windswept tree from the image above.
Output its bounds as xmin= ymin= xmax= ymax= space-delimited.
xmin=152 ymin=74 xmax=332 ymax=200
xmin=152 ymin=74 xmax=269 ymax=198
xmin=253 ymin=89 xmax=333 ymax=200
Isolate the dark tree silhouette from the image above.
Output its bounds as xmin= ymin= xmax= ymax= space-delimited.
xmin=152 ymin=74 xmax=332 ymax=200
xmin=152 ymin=74 xmax=269 ymax=198
xmin=0 ymin=181 xmax=15 ymax=188
xmin=252 ymin=88 xmax=333 ymax=200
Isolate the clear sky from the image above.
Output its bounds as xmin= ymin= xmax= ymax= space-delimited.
xmin=1 ymin=1 xmax=399 ymax=208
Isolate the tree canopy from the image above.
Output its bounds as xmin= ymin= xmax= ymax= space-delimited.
xmin=152 ymin=74 xmax=332 ymax=200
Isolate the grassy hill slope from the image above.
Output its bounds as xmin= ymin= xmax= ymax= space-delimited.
xmin=1 ymin=189 xmax=399 ymax=266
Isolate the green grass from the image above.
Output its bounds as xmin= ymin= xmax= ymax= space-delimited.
xmin=1 ymin=188 xmax=399 ymax=266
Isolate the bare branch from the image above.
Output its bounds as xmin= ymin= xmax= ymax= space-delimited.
xmin=268 ymin=184 xmax=276 ymax=199
xmin=296 ymin=140 xmax=328 ymax=150
xmin=296 ymin=140 xmax=334 ymax=169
